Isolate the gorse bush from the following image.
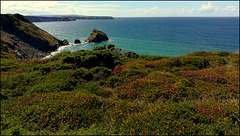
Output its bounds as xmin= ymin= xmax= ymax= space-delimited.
xmin=216 ymin=51 xmax=229 ymax=57
xmin=125 ymin=51 xmax=139 ymax=59
xmin=90 ymin=67 xmax=112 ymax=75
xmin=1 ymin=45 xmax=239 ymax=135
xmin=14 ymin=92 xmax=104 ymax=131
xmin=107 ymin=44 xmax=115 ymax=50
xmin=138 ymin=55 xmax=167 ymax=61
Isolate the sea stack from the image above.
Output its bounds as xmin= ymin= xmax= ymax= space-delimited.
xmin=85 ymin=29 xmax=109 ymax=43
xmin=74 ymin=39 xmax=81 ymax=44
xmin=62 ymin=39 xmax=69 ymax=45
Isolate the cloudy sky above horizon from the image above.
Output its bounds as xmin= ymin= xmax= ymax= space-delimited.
xmin=1 ymin=1 xmax=239 ymax=17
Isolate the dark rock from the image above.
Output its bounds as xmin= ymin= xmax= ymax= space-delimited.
xmin=56 ymin=39 xmax=69 ymax=48
xmin=85 ymin=29 xmax=109 ymax=43
xmin=74 ymin=39 xmax=81 ymax=44
xmin=62 ymin=39 xmax=69 ymax=45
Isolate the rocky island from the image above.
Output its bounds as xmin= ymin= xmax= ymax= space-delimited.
xmin=74 ymin=39 xmax=81 ymax=44
xmin=85 ymin=29 xmax=109 ymax=43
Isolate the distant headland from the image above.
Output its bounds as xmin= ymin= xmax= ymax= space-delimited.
xmin=24 ymin=15 xmax=114 ymax=22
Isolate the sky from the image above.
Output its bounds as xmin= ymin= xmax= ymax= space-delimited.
xmin=1 ymin=1 xmax=239 ymax=17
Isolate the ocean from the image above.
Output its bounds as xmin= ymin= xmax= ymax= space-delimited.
xmin=34 ymin=17 xmax=239 ymax=57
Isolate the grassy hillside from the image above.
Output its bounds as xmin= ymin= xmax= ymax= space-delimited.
xmin=1 ymin=45 xmax=239 ymax=135
xmin=1 ymin=14 xmax=62 ymax=59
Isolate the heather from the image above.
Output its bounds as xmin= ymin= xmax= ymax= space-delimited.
xmin=1 ymin=45 xmax=239 ymax=135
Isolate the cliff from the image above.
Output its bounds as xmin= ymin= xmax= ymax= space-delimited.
xmin=1 ymin=14 xmax=66 ymax=59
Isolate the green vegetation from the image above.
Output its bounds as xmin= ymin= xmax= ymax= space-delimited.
xmin=1 ymin=45 xmax=239 ymax=135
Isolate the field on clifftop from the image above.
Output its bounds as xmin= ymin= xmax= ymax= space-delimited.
xmin=1 ymin=45 xmax=239 ymax=135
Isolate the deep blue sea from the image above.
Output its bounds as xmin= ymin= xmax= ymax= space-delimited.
xmin=34 ymin=17 xmax=239 ymax=57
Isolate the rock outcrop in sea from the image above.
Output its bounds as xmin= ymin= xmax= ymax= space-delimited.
xmin=85 ymin=29 xmax=109 ymax=43
xmin=74 ymin=39 xmax=81 ymax=44
xmin=61 ymin=39 xmax=69 ymax=45
xmin=1 ymin=13 xmax=67 ymax=59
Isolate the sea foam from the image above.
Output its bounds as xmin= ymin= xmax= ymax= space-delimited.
xmin=43 ymin=43 xmax=85 ymax=59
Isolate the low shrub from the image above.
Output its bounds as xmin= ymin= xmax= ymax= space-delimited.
xmin=84 ymin=82 xmax=100 ymax=94
xmin=93 ymin=45 xmax=107 ymax=50
xmin=139 ymin=55 xmax=167 ymax=61
xmin=13 ymin=92 xmax=104 ymax=131
xmin=89 ymin=67 xmax=112 ymax=75
xmin=51 ymin=51 xmax=71 ymax=61
xmin=61 ymin=56 xmax=75 ymax=64
xmin=106 ymin=76 xmax=122 ymax=88
xmin=70 ymin=67 xmax=93 ymax=82
xmin=107 ymin=44 xmax=115 ymax=50
xmin=125 ymin=51 xmax=139 ymax=59
xmin=217 ymin=51 xmax=229 ymax=57
xmin=180 ymin=56 xmax=209 ymax=69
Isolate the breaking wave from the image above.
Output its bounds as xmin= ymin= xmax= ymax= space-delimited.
xmin=43 ymin=42 xmax=88 ymax=59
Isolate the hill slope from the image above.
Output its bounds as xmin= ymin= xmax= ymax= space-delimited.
xmin=1 ymin=14 xmax=66 ymax=59
xmin=1 ymin=45 xmax=239 ymax=135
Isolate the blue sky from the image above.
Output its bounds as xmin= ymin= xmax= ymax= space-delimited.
xmin=1 ymin=1 xmax=239 ymax=17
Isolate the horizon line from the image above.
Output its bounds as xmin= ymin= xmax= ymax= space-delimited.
xmin=114 ymin=16 xmax=239 ymax=17
xmin=2 ymin=13 xmax=239 ymax=18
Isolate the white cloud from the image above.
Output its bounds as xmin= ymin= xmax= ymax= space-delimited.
xmin=1 ymin=1 xmax=239 ymax=17
xmin=184 ymin=2 xmax=238 ymax=15
xmin=79 ymin=4 xmax=121 ymax=8
xmin=1 ymin=1 xmax=73 ymax=15
xmin=225 ymin=6 xmax=237 ymax=12
xmin=198 ymin=2 xmax=216 ymax=13
xmin=1 ymin=1 xmax=120 ymax=16
xmin=126 ymin=2 xmax=239 ymax=17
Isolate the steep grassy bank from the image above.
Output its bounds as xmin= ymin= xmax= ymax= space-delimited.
xmin=1 ymin=45 xmax=239 ymax=135
xmin=1 ymin=14 xmax=66 ymax=60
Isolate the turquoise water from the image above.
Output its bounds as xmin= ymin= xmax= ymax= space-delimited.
xmin=34 ymin=17 xmax=239 ymax=57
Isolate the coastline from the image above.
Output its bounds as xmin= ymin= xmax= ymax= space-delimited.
xmin=34 ymin=17 xmax=239 ymax=57
xmin=25 ymin=15 xmax=114 ymax=22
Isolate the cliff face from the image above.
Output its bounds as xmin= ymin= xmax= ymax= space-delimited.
xmin=1 ymin=14 xmax=65 ymax=59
